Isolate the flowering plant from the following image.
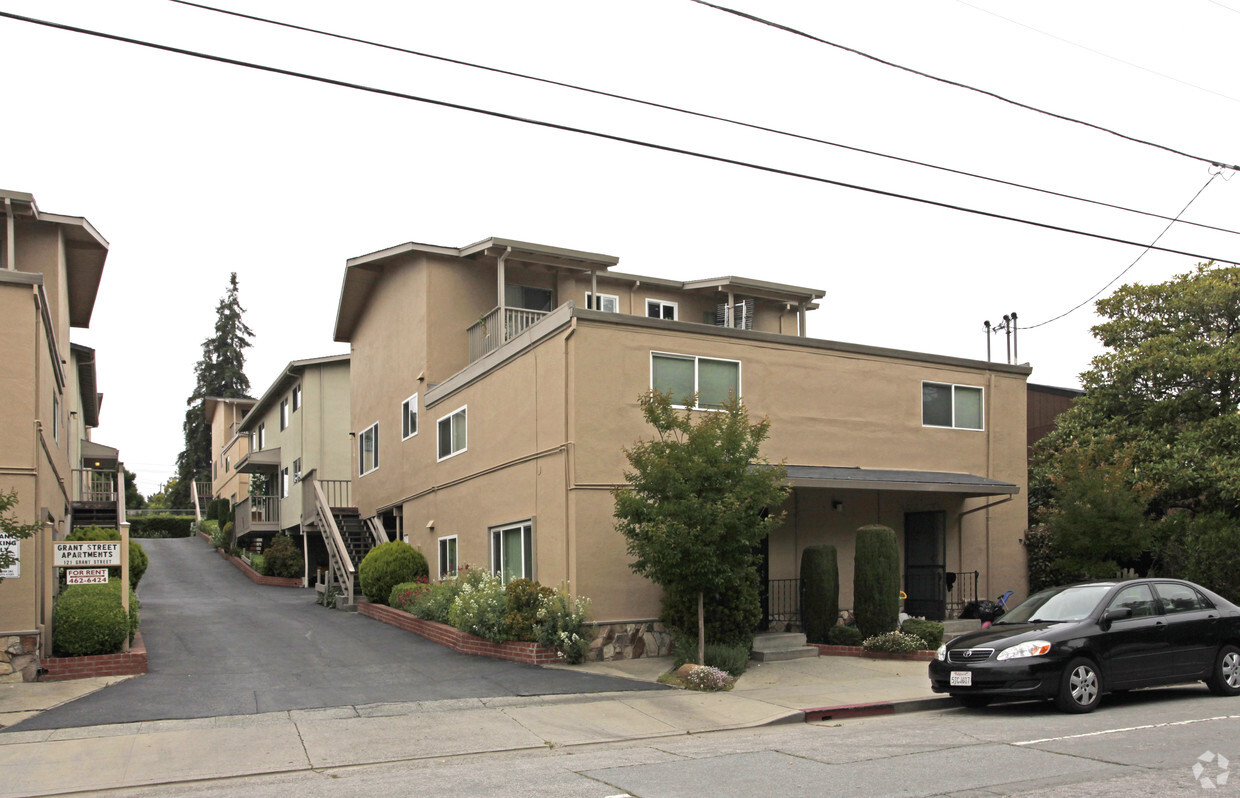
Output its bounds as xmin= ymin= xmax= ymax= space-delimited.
xmin=534 ymin=585 xmax=592 ymax=663
xmin=861 ymin=631 xmax=926 ymax=653
xmin=682 ymin=665 xmax=734 ymax=691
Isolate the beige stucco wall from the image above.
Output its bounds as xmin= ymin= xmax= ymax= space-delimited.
xmin=208 ymin=401 xmax=251 ymax=506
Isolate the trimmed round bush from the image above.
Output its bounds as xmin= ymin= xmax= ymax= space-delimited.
xmin=358 ymin=542 xmax=428 ymax=605
xmin=900 ymin=618 xmax=944 ymax=650
xmin=801 ymin=545 xmax=839 ymax=644
xmin=54 ymin=583 xmax=129 ymax=655
xmin=263 ymin=533 xmax=303 ymax=578
xmin=854 ymin=525 xmax=900 ymax=638
xmin=827 ymin=625 xmax=864 ymax=646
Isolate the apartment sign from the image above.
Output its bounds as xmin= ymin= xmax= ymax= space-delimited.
xmin=0 ymin=533 xmax=18 ymax=578
xmin=53 ymin=542 xmax=121 ymax=567
xmin=66 ymin=568 xmax=109 ymax=585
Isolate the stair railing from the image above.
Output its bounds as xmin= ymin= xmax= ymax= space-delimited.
xmin=312 ymin=477 xmax=355 ymax=605
xmin=365 ymin=516 xmax=390 ymax=547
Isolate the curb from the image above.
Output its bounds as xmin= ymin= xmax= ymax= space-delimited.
xmin=801 ymin=695 xmax=954 ymax=722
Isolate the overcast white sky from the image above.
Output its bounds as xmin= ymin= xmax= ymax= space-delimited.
xmin=4 ymin=0 xmax=1238 ymax=496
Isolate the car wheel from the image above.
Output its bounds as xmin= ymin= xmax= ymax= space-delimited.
xmin=1206 ymin=644 xmax=1240 ymax=697
xmin=954 ymin=695 xmax=992 ymax=709
xmin=1054 ymin=658 xmax=1101 ymax=713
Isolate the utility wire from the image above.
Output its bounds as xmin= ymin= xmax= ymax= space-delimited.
xmin=1021 ymin=172 xmax=1220 ymax=330
xmin=688 ymin=0 xmax=1240 ymax=172
xmin=2 ymin=9 xmax=1235 ymax=265
xmin=163 ymin=0 xmax=1240 ymax=239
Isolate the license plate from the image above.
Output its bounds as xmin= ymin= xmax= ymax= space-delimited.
xmin=950 ymin=671 xmax=972 ymax=687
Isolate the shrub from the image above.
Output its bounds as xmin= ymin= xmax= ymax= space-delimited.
xmin=899 ymin=618 xmax=944 ymax=650
xmin=65 ymin=526 xmax=147 ymax=590
xmin=661 ymin=569 xmax=760 ymax=650
xmin=1152 ymin=512 xmax=1240 ymax=604
xmin=504 ymin=578 xmax=554 ymax=642
xmin=449 ymin=570 xmax=509 ymax=643
xmin=389 ymin=578 xmax=431 ymax=612
xmin=358 ymin=541 xmax=429 ymax=605
xmin=533 ymin=586 xmax=592 ymax=663
xmin=801 ymin=545 xmax=839 ymax=644
xmin=862 ymin=631 xmax=927 ymax=654
xmin=263 ymin=534 xmax=303 ymax=578
xmin=853 ymin=525 xmax=900 ymax=638
xmin=129 ymin=515 xmax=194 ymax=538
xmin=671 ymin=635 xmax=751 ymax=675
xmin=413 ymin=578 xmax=462 ymax=623
xmin=208 ymin=521 xmax=229 ymax=549
xmin=54 ymin=582 xmax=133 ymax=655
xmin=683 ymin=665 xmax=735 ymax=692
xmin=827 ymin=625 xmax=864 ymax=646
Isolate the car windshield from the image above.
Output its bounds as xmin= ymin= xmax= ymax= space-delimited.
xmin=996 ymin=585 xmax=1112 ymax=624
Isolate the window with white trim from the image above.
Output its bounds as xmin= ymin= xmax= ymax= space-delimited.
xmin=490 ymin=521 xmax=532 ymax=584
xmin=651 ymin=352 xmax=741 ymax=410
xmin=359 ymin=422 xmax=379 ymax=475
xmin=922 ymin=382 xmax=984 ymax=430
xmin=291 ymin=384 xmax=301 ymax=412
xmin=401 ymin=393 xmax=419 ymax=440
xmin=646 ymin=299 xmax=677 ymax=321
xmin=254 ymin=422 xmax=265 ymax=451
xmin=279 ymin=467 xmax=289 ymax=499
xmin=586 ymin=292 xmax=619 ymax=313
xmin=437 ymin=406 xmax=467 ymax=461
xmin=279 ymin=398 xmax=289 ymax=430
xmin=438 ymin=535 xmax=458 ymax=578
xmin=292 ymin=457 xmax=301 ymax=482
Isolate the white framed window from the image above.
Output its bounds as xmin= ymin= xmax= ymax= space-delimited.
xmin=437 ymin=405 xmax=467 ymax=461
xmin=651 ymin=351 xmax=741 ymax=410
xmin=279 ymin=467 xmax=289 ymax=499
xmin=646 ymin=299 xmax=677 ymax=321
xmin=490 ymin=521 xmax=532 ymax=584
xmin=292 ymin=457 xmax=301 ymax=482
xmin=254 ymin=422 xmax=265 ymax=451
xmin=401 ymin=393 xmax=419 ymax=440
xmin=291 ymin=384 xmax=301 ymax=412
xmin=359 ymin=422 xmax=379 ymax=475
xmin=586 ymin=292 xmax=619 ymax=313
xmin=922 ymin=382 xmax=984 ymax=430
xmin=279 ymin=398 xmax=289 ymax=430
xmin=438 ymin=535 xmax=458 ymax=579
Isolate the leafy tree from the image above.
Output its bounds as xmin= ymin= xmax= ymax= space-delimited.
xmin=1032 ymin=263 xmax=1240 ymax=586
xmin=0 ymin=490 xmax=40 ymax=582
xmin=123 ymin=468 xmax=147 ymax=511
xmin=169 ymin=273 xmax=253 ymax=507
xmin=146 ymin=479 xmax=176 ymax=510
xmin=613 ymin=392 xmax=788 ymax=665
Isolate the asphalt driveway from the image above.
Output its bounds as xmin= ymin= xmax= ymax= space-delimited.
xmin=7 ymin=536 xmax=661 ymax=731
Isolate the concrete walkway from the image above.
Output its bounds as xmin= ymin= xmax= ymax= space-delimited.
xmin=0 ymin=653 xmax=948 ymax=797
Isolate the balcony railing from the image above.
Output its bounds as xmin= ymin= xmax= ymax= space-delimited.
xmin=234 ymin=494 xmax=279 ymax=540
xmin=72 ymin=468 xmax=117 ymax=504
xmin=467 ymin=306 xmax=550 ymax=363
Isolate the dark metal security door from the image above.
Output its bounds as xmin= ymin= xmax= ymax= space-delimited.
xmin=904 ymin=511 xmax=946 ymax=620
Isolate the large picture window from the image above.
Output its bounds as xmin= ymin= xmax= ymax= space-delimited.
xmin=490 ymin=521 xmax=532 ymax=584
xmin=402 ymin=393 xmax=419 ymax=440
xmin=359 ymin=422 xmax=379 ymax=475
xmin=437 ymin=406 xmax=467 ymax=461
xmin=922 ymin=382 xmax=983 ymax=430
xmin=651 ymin=352 xmax=741 ymax=410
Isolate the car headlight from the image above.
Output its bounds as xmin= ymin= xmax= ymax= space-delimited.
xmin=935 ymin=644 xmax=946 ymax=661
xmin=997 ymin=640 xmax=1052 ymax=661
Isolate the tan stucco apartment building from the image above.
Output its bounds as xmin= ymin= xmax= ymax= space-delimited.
xmin=0 ymin=190 xmax=123 ymax=678
xmin=334 ymin=237 xmax=1030 ymax=651
xmin=205 ymin=396 xmax=255 ymax=509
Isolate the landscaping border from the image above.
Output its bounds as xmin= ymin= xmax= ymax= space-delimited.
xmin=813 ymin=644 xmax=935 ymax=662
xmin=41 ymin=630 xmax=148 ymax=681
xmin=358 ymin=600 xmax=561 ymax=665
xmin=216 ymin=548 xmax=303 ymax=588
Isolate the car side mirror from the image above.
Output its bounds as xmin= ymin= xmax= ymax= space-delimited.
xmin=1101 ymin=607 xmax=1133 ymax=629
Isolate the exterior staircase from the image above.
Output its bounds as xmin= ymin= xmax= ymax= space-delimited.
xmin=71 ymin=503 xmax=118 ymax=531
xmin=334 ymin=509 xmax=369 ymax=596
xmin=751 ymin=631 xmax=819 ymax=662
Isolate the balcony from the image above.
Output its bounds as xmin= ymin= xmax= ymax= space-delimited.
xmin=72 ymin=468 xmax=117 ymax=504
xmin=234 ymin=494 xmax=279 ymax=540
xmin=467 ymin=306 xmax=549 ymax=363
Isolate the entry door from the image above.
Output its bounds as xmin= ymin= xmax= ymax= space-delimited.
xmin=904 ymin=511 xmax=946 ymax=620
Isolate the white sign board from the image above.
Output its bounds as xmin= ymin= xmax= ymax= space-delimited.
xmin=0 ymin=533 xmax=18 ymax=579
xmin=67 ymin=568 xmax=109 ymax=585
xmin=53 ymin=541 xmax=121 ymax=567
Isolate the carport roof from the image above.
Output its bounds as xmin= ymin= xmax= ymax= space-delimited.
xmin=784 ymin=465 xmax=1019 ymax=496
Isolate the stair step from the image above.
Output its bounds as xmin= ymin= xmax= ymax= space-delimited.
xmin=751 ymin=632 xmax=809 ymax=652
xmin=751 ymin=646 xmax=819 ymax=662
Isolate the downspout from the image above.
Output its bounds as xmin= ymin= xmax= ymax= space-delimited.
xmin=563 ymin=318 xmax=577 ymax=589
xmin=590 ymin=269 xmax=597 ymax=309
xmin=798 ymin=303 xmax=807 ymax=337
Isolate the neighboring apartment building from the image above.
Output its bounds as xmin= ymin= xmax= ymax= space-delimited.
xmin=205 ymin=396 xmax=256 ymax=508
xmin=232 ymin=355 xmax=353 ymax=581
xmin=0 ymin=190 xmax=123 ymax=677
xmin=333 ymin=237 xmax=1030 ymax=650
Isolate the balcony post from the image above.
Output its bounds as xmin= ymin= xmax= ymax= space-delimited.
xmin=496 ymin=246 xmax=510 ymax=331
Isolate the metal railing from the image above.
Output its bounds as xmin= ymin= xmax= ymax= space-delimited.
xmin=72 ymin=468 xmax=117 ymax=503
xmin=904 ymin=568 xmax=980 ymax=620
xmin=467 ymin=306 xmax=550 ymax=363
xmin=765 ymin=578 xmax=802 ymax=629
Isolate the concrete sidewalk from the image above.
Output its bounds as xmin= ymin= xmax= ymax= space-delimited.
xmin=0 ymin=654 xmax=948 ymax=797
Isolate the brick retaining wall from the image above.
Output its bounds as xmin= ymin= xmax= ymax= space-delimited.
xmin=358 ymin=600 xmax=561 ymax=665
xmin=217 ymin=549 xmax=304 ymax=588
xmin=813 ymin=644 xmax=935 ymax=662
xmin=41 ymin=631 xmax=149 ymax=681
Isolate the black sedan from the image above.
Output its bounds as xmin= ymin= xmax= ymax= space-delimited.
xmin=928 ymin=578 xmax=1240 ymax=713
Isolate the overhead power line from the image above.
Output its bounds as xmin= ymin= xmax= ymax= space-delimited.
xmin=164 ymin=0 xmax=1240 ymax=239
xmin=688 ymin=0 xmax=1240 ymax=172
xmin=2 ymin=9 xmax=1235 ymax=265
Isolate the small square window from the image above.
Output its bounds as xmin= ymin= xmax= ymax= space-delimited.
xmin=586 ymin=292 xmax=619 ymax=313
xmin=646 ymin=299 xmax=677 ymax=321
xmin=402 ymin=393 xmax=419 ymax=440
xmin=437 ymin=406 xmax=467 ymax=461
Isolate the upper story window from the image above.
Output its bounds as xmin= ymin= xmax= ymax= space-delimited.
xmin=225 ymin=455 xmax=230 ymax=473
xmin=359 ymin=422 xmax=379 ymax=475
xmin=402 ymin=393 xmax=419 ymax=440
xmin=505 ymin=284 xmax=553 ymax=312
xmin=651 ymin=352 xmax=740 ymax=410
xmin=254 ymin=422 xmax=266 ymax=451
xmin=922 ymin=382 xmax=983 ymax=430
xmin=646 ymin=299 xmax=677 ymax=321
xmin=292 ymin=457 xmax=301 ymax=481
xmin=279 ymin=467 xmax=290 ymax=499
xmin=280 ymin=398 xmax=289 ymax=430
xmin=586 ymin=292 xmax=619 ymax=313
xmin=437 ymin=405 xmax=467 ymax=461
xmin=52 ymin=392 xmax=60 ymax=444
xmin=291 ymin=384 xmax=301 ymax=412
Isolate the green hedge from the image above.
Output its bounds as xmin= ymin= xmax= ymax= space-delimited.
xmin=358 ymin=542 xmax=428 ymax=605
xmin=65 ymin=526 xmax=148 ymax=589
xmin=854 ymin=525 xmax=900 ymax=638
xmin=129 ymin=515 xmax=194 ymax=538
xmin=801 ymin=545 xmax=839 ymax=644
xmin=899 ymin=618 xmax=944 ymax=649
xmin=53 ymin=581 xmax=139 ymax=656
